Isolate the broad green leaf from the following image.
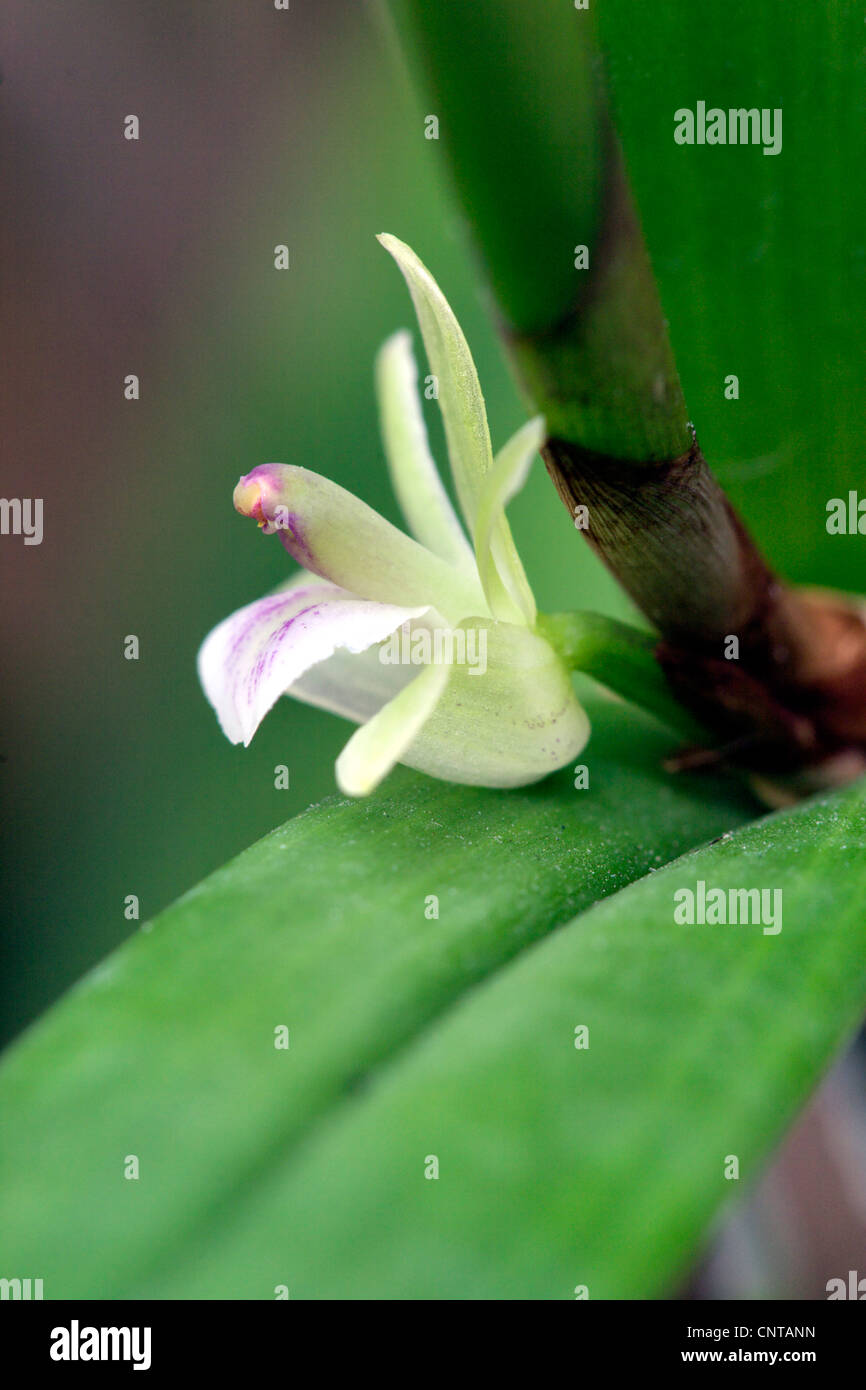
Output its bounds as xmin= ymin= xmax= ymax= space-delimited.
xmin=0 ymin=699 xmax=753 ymax=1297
xmin=146 ymin=776 xmax=866 ymax=1299
xmin=595 ymin=0 xmax=866 ymax=597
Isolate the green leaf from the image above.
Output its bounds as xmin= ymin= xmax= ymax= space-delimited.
xmin=0 ymin=699 xmax=753 ymax=1297
xmin=144 ymin=777 xmax=866 ymax=1299
xmin=594 ymin=1 xmax=866 ymax=597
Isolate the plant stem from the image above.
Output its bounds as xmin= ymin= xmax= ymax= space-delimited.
xmin=539 ymin=611 xmax=703 ymax=743
xmin=389 ymin=0 xmax=690 ymax=462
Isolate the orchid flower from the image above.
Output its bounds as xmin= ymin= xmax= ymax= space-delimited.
xmin=198 ymin=234 xmax=591 ymax=796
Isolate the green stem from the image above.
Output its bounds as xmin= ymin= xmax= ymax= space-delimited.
xmin=539 ymin=610 xmax=703 ymax=743
xmin=390 ymin=0 xmax=691 ymax=462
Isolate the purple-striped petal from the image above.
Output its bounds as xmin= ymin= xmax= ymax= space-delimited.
xmin=197 ymin=582 xmax=429 ymax=746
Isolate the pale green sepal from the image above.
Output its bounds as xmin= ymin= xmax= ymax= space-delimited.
xmin=377 ymin=234 xmax=494 ymax=530
xmin=375 ymin=330 xmax=476 ymax=573
xmin=336 ymin=659 xmax=450 ymax=796
xmin=474 ymin=416 xmax=545 ymax=625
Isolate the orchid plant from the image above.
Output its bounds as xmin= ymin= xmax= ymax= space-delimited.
xmin=198 ymin=235 xmax=673 ymax=796
xmin=6 ymin=0 xmax=866 ymax=1312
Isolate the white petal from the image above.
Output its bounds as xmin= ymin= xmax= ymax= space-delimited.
xmin=197 ymin=582 xmax=429 ymax=746
xmin=400 ymin=620 xmax=590 ymax=788
xmin=234 ymin=463 xmax=484 ymax=624
xmin=336 ymin=660 xmax=449 ymax=797
xmin=473 ymin=416 xmax=545 ymax=626
xmin=375 ymin=330 xmax=476 ymax=573
xmin=289 ymin=642 xmax=415 ymax=724
xmin=288 ymin=609 xmax=448 ymax=723
xmin=252 ymin=571 xmax=397 ymax=724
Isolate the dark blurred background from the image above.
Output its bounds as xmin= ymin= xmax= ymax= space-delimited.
xmin=2 ymin=0 xmax=864 ymax=1299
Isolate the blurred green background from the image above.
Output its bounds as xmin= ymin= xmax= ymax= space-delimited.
xmin=3 ymin=0 xmax=865 ymax=1056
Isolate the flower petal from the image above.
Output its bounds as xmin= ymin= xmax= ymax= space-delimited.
xmin=233 ymin=463 xmax=485 ymax=623
xmin=377 ymin=234 xmax=494 ymax=530
xmin=375 ymin=330 xmax=476 ymax=573
xmin=288 ymin=642 xmax=415 ymax=724
xmin=473 ymin=416 xmax=545 ymax=626
xmin=336 ymin=660 xmax=449 ymax=797
xmin=401 ymin=619 xmax=590 ymax=788
xmin=288 ymin=609 xmax=448 ymax=724
xmin=197 ymin=582 xmax=429 ymax=746
xmin=252 ymin=572 xmax=410 ymax=725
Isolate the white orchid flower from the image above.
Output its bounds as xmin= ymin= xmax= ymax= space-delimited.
xmin=198 ymin=234 xmax=590 ymax=795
